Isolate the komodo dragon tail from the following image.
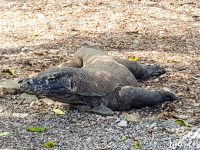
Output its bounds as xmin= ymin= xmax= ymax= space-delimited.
xmin=116 ymin=86 xmax=177 ymax=110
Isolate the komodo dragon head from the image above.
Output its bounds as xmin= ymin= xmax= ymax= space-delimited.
xmin=19 ymin=68 xmax=82 ymax=103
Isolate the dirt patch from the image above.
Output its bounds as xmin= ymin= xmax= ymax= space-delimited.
xmin=0 ymin=0 xmax=199 ymax=149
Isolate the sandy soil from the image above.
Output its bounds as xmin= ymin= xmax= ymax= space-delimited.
xmin=0 ymin=0 xmax=199 ymax=149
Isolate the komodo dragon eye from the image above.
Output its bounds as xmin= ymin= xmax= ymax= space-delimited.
xmin=46 ymin=76 xmax=57 ymax=81
xmin=44 ymin=71 xmax=66 ymax=81
xmin=26 ymin=80 xmax=33 ymax=85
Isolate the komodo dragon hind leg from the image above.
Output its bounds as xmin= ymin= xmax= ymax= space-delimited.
xmin=116 ymin=86 xmax=177 ymax=110
xmin=114 ymin=58 xmax=165 ymax=81
xmin=57 ymin=58 xmax=83 ymax=68
xmin=70 ymin=104 xmax=115 ymax=116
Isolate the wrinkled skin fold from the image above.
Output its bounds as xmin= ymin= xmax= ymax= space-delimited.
xmin=20 ymin=47 xmax=177 ymax=115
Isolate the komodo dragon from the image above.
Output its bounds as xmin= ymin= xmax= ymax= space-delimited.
xmin=20 ymin=47 xmax=176 ymax=115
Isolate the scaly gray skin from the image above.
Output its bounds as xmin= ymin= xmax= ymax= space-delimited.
xmin=20 ymin=47 xmax=176 ymax=115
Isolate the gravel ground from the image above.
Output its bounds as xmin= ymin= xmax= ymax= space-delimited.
xmin=0 ymin=112 xmax=192 ymax=150
xmin=0 ymin=0 xmax=200 ymax=149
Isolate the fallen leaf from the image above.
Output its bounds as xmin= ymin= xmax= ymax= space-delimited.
xmin=133 ymin=140 xmax=142 ymax=149
xmin=68 ymin=44 xmax=74 ymax=47
xmin=32 ymin=32 xmax=39 ymax=36
xmin=126 ymin=31 xmax=139 ymax=34
xmin=44 ymin=141 xmax=56 ymax=149
xmin=2 ymin=68 xmax=16 ymax=76
xmin=175 ymin=119 xmax=189 ymax=127
xmin=120 ymin=135 xmax=128 ymax=141
xmin=167 ymin=60 xmax=179 ymax=63
xmin=128 ymin=57 xmax=139 ymax=62
xmin=0 ymin=131 xmax=10 ymax=137
xmin=52 ymin=108 xmax=65 ymax=115
xmin=27 ymin=127 xmax=46 ymax=132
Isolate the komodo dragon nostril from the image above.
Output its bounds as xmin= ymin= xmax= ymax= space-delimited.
xmin=18 ymin=78 xmax=28 ymax=83
xmin=18 ymin=79 xmax=24 ymax=83
xmin=26 ymin=80 xmax=33 ymax=85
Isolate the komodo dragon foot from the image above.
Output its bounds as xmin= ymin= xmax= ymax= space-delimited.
xmin=70 ymin=105 xmax=115 ymax=116
xmin=141 ymin=64 xmax=166 ymax=80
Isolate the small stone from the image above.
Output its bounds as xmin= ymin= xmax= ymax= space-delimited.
xmin=86 ymin=137 xmax=92 ymax=143
xmin=174 ymin=114 xmax=190 ymax=120
xmin=146 ymin=86 xmax=151 ymax=89
xmin=148 ymin=122 xmax=158 ymax=131
xmin=12 ymin=113 xmax=29 ymax=118
xmin=29 ymin=101 xmax=39 ymax=107
xmin=163 ymin=87 xmax=171 ymax=91
xmin=117 ymin=120 xmax=127 ymax=127
xmin=0 ymin=80 xmax=20 ymax=95
xmin=0 ymin=108 xmax=3 ymax=113
xmin=123 ymin=113 xmax=141 ymax=123
xmin=160 ymin=74 xmax=167 ymax=78
xmin=35 ymin=12 xmax=46 ymax=21
xmin=19 ymin=93 xmax=38 ymax=101
xmin=177 ymin=92 xmax=184 ymax=96
xmin=40 ymin=98 xmax=56 ymax=105
xmin=193 ymin=103 xmax=200 ymax=107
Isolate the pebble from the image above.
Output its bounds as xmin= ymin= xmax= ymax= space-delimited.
xmin=0 ymin=108 xmax=3 ymax=113
xmin=163 ymin=87 xmax=172 ymax=91
xmin=116 ymin=119 xmax=128 ymax=127
xmin=123 ymin=113 xmax=141 ymax=123
xmin=174 ymin=114 xmax=190 ymax=120
xmin=12 ymin=113 xmax=29 ymax=118
xmin=40 ymin=98 xmax=56 ymax=105
xmin=19 ymin=93 xmax=38 ymax=101
xmin=0 ymin=80 xmax=20 ymax=95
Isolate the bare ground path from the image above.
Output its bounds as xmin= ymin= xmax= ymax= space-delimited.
xmin=0 ymin=0 xmax=200 ymax=149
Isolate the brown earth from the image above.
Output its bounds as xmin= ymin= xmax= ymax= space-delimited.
xmin=0 ymin=0 xmax=199 ymax=149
